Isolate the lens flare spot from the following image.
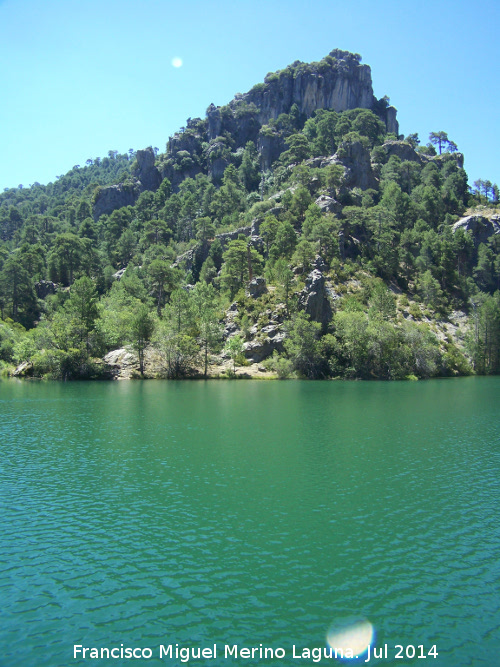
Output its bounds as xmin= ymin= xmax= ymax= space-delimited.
xmin=171 ymin=57 xmax=183 ymax=68
xmin=326 ymin=618 xmax=374 ymax=660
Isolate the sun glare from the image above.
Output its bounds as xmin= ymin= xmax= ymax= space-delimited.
xmin=326 ymin=618 xmax=374 ymax=659
xmin=172 ymin=57 xmax=183 ymax=68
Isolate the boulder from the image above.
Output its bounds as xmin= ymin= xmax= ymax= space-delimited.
xmin=315 ymin=194 xmax=342 ymax=215
xmin=243 ymin=329 xmax=285 ymax=362
xmin=298 ymin=267 xmax=333 ymax=327
xmin=12 ymin=361 xmax=33 ymax=377
xmin=452 ymin=214 xmax=500 ymax=246
xmin=102 ymin=348 xmax=139 ymax=379
xmin=247 ymin=277 xmax=267 ymax=298
xmin=112 ymin=268 xmax=127 ymax=281
xmin=382 ymin=140 xmax=422 ymax=164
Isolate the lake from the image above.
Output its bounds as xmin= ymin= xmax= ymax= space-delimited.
xmin=0 ymin=378 xmax=499 ymax=666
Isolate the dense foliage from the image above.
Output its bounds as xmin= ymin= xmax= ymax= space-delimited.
xmin=1 ymin=54 xmax=499 ymax=380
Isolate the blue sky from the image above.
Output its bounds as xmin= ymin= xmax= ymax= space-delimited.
xmin=1 ymin=0 xmax=499 ymax=193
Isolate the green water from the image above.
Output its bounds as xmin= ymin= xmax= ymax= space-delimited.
xmin=0 ymin=378 xmax=499 ymax=666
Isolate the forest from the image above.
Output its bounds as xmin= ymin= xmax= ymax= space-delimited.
xmin=0 ymin=51 xmax=499 ymax=380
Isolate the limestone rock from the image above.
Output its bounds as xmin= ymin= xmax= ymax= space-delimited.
xmin=239 ymin=51 xmax=377 ymax=130
xmin=223 ymin=304 xmax=239 ymax=339
xmin=385 ymin=106 xmax=399 ymax=135
xmin=298 ymin=266 xmax=333 ymax=326
xmin=243 ymin=329 xmax=285 ymax=363
xmin=247 ymin=277 xmax=267 ymax=298
xmin=112 ymin=268 xmax=127 ymax=281
xmin=174 ymin=226 xmax=252 ymax=272
xmin=133 ymin=147 xmax=161 ymax=191
xmin=12 ymin=361 xmax=33 ymax=377
xmin=315 ymin=194 xmax=342 ymax=215
xmin=382 ymin=140 xmax=422 ymax=164
xmin=204 ymin=51 xmax=398 ymax=172
xmin=452 ymin=214 xmax=500 ymax=246
xmin=329 ymin=140 xmax=378 ymax=191
xmin=93 ymin=148 xmax=160 ymax=220
xmin=102 ymin=348 xmax=139 ymax=379
xmin=258 ymin=129 xmax=286 ymax=171
xmin=217 ymin=225 xmax=252 ymax=245
xmin=93 ymin=182 xmax=141 ymax=221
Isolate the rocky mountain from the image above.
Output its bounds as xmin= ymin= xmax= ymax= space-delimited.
xmin=94 ymin=50 xmax=398 ymax=215
xmin=1 ymin=49 xmax=499 ymax=381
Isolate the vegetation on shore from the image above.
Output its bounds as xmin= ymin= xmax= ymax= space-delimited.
xmin=0 ymin=52 xmax=499 ymax=380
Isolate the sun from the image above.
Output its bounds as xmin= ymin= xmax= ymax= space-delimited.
xmin=171 ymin=57 xmax=183 ymax=68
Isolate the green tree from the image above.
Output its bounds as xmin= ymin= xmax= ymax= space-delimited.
xmin=153 ymin=319 xmax=199 ymax=378
xmin=474 ymin=244 xmax=495 ymax=292
xmin=368 ymin=282 xmax=396 ymax=320
xmin=271 ymin=220 xmax=297 ymax=259
xmin=66 ymin=276 xmax=100 ymax=353
xmin=210 ymin=165 xmax=246 ymax=226
xmin=429 ymin=131 xmax=457 ymax=155
xmin=142 ymin=218 xmax=172 ymax=247
xmin=352 ymin=110 xmax=386 ymax=147
xmin=275 ymin=258 xmax=295 ymax=317
xmin=131 ymin=304 xmax=154 ymax=375
xmin=292 ymin=238 xmax=316 ymax=274
xmin=0 ymin=255 xmax=36 ymax=324
xmin=333 ymin=310 xmax=370 ymax=376
xmin=195 ymin=216 xmax=215 ymax=243
xmin=167 ymin=288 xmax=193 ymax=334
xmin=238 ymin=141 xmax=260 ymax=192
xmin=303 ymin=109 xmax=338 ymax=157
xmin=147 ymin=260 xmax=178 ymax=316
xmin=419 ymin=270 xmax=445 ymax=310
xmin=280 ymin=134 xmax=311 ymax=165
xmin=260 ymin=215 xmax=280 ymax=255
xmin=48 ymin=233 xmax=84 ymax=285
xmin=192 ymin=282 xmax=223 ymax=377
xmin=284 ymin=311 xmax=324 ymax=378
xmin=224 ymin=334 xmax=244 ymax=374
xmin=221 ymin=236 xmax=263 ymax=296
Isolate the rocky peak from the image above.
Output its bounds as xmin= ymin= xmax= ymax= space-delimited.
xmin=207 ymin=50 xmax=398 ymax=142
xmin=133 ymin=147 xmax=161 ymax=191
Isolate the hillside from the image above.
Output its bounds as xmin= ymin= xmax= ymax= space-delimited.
xmin=0 ymin=49 xmax=499 ymax=380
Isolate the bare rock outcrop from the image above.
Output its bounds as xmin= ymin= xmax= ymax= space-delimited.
xmin=132 ymin=147 xmax=161 ymax=191
xmin=315 ymin=194 xmax=343 ymax=215
xmin=93 ymin=148 xmax=160 ymax=220
xmin=298 ymin=257 xmax=337 ymax=327
xmin=452 ymin=214 xmax=500 ymax=246
xmin=92 ymin=182 xmax=141 ymax=221
xmin=102 ymin=348 xmax=140 ymax=379
xmin=382 ymin=140 xmax=422 ymax=164
xmin=243 ymin=325 xmax=285 ymax=363
xmin=247 ymin=277 xmax=267 ymax=298
xmin=224 ymin=50 xmax=384 ymax=132
xmin=327 ymin=140 xmax=378 ymax=191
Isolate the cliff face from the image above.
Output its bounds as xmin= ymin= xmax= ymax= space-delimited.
xmin=92 ymin=147 xmax=160 ymax=220
xmin=238 ymin=53 xmax=374 ymax=125
xmin=207 ymin=50 xmax=398 ymax=142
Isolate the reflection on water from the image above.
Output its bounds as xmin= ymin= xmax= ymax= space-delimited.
xmin=0 ymin=378 xmax=499 ymax=666
xmin=326 ymin=617 xmax=374 ymax=659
